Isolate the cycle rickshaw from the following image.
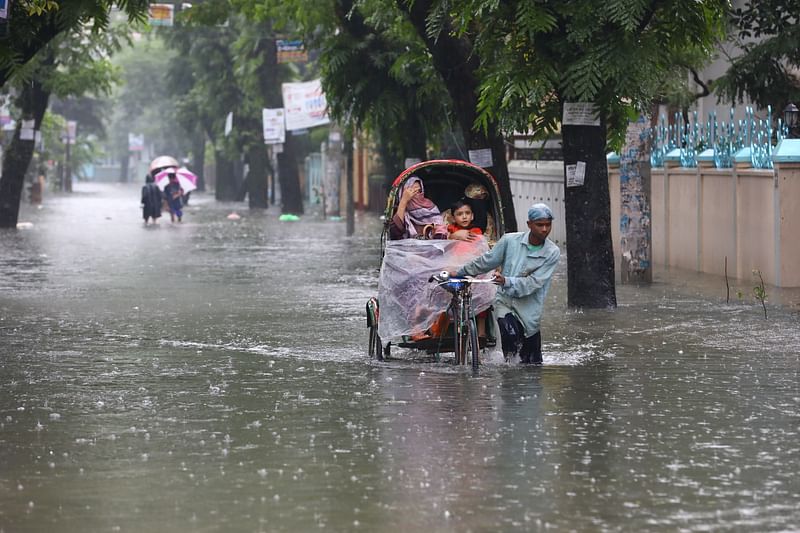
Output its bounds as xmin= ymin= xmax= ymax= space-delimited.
xmin=366 ymin=159 xmax=506 ymax=367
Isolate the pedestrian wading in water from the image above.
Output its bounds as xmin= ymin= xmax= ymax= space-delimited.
xmin=141 ymin=174 xmax=162 ymax=225
xmin=163 ymin=172 xmax=184 ymax=223
xmin=451 ymin=202 xmax=560 ymax=364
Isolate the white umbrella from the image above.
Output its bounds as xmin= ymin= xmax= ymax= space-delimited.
xmin=148 ymin=155 xmax=179 ymax=173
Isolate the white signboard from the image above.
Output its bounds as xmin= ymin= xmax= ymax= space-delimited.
xmin=224 ymin=112 xmax=233 ymax=137
xmin=468 ymin=148 xmax=493 ymax=168
xmin=566 ymin=161 xmax=587 ymax=187
xmin=149 ymin=3 xmax=174 ymax=26
xmin=563 ymin=102 xmax=600 ymax=126
xmin=404 ymin=158 xmax=421 ymax=169
xmin=262 ymin=108 xmax=286 ymax=144
xmin=20 ymin=119 xmax=35 ymax=141
xmin=281 ymin=79 xmax=330 ymax=131
xmin=128 ymin=133 xmax=145 ymax=151
xmin=66 ymin=120 xmax=77 ymax=144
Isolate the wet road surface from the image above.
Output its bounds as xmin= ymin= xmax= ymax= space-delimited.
xmin=1 ymin=182 xmax=799 ymax=532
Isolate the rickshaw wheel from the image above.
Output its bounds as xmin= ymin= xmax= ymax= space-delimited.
xmin=468 ymin=316 xmax=480 ymax=370
xmin=368 ymin=326 xmax=384 ymax=361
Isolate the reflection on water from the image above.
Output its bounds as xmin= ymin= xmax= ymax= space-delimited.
xmin=1 ymin=183 xmax=798 ymax=532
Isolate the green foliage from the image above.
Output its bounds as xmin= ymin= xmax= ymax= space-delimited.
xmin=460 ymin=0 xmax=727 ymax=142
xmin=237 ymin=0 xmax=453 ymax=166
xmin=23 ymin=0 xmax=61 ymax=16
xmin=101 ymin=34 xmax=186 ymax=160
xmin=0 ymin=0 xmax=149 ymax=87
xmin=715 ymin=0 xmax=800 ymax=110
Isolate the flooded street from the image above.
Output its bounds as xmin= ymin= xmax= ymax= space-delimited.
xmin=1 ymin=183 xmax=799 ymax=532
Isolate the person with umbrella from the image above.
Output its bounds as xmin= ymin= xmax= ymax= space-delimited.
xmin=163 ymin=172 xmax=184 ymax=223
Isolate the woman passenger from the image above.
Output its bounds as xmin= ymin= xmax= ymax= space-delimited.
xmin=388 ymin=176 xmax=447 ymax=240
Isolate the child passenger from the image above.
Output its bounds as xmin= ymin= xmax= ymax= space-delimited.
xmin=447 ymin=198 xmax=482 ymax=241
xmin=422 ymin=198 xmax=487 ymax=342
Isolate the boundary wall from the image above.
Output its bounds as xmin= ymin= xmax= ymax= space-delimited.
xmin=511 ymin=159 xmax=800 ymax=287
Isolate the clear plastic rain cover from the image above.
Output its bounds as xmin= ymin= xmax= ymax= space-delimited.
xmin=377 ymin=237 xmax=497 ymax=341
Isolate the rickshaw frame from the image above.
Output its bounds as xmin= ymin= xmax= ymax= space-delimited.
xmin=367 ymin=159 xmax=506 ymax=363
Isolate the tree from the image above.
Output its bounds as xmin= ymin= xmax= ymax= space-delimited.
xmin=715 ymin=0 xmax=800 ymax=111
xmin=0 ymin=51 xmax=55 ymax=227
xmin=103 ymin=36 xmax=190 ymax=184
xmin=318 ymin=0 xmax=451 ymax=179
xmin=0 ymin=0 xmax=148 ymax=89
xmin=161 ymin=6 xmax=246 ymax=202
xmin=236 ymin=0 xmax=519 ymax=223
xmin=442 ymin=0 xmax=726 ymax=308
xmin=0 ymin=24 xmax=128 ymax=227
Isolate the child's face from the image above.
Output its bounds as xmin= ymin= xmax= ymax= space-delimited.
xmin=453 ymin=204 xmax=474 ymax=228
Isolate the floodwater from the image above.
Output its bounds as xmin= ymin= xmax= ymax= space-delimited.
xmin=1 ymin=182 xmax=799 ymax=532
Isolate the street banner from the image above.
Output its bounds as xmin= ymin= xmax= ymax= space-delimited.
xmin=281 ymin=79 xmax=330 ymax=131
xmin=149 ymin=3 xmax=174 ymax=27
xmin=276 ymin=40 xmax=308 ymax=64
xmin=128 ymin=133 xmax=145 ymax=152
xmin=262 ymin=108 xmax=285 ymax=144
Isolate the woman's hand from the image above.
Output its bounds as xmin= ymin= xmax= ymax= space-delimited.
xmin=400 ymin=182 xmax=421 ymax=204
xmin=492 ymin=272 xmax=506 ymax=286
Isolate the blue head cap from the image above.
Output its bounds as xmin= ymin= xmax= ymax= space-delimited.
xmin=528 ymin=203 xmax=554 ymax=221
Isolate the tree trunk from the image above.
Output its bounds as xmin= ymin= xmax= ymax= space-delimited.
xmin=64 ymin=137 xmax=72 ymax=192
xmin=0 ymin=75 xmax=51 ymax=228
xmin=191 ymin=132 xmax=206 ymax=192
xmin=214 ymin=149 xmax=239 ymax=201
xmin=277 ymin=134 xmax=303 ymax=215
xmin=245 ymin=143 xmax=269 ymax=209
xmin=561 ymin=119 xmax=617 ymax=309
xmin=399 ymin=0 xmax=517 ymax=232
xmin=258 ymin=35 xmax=304 ymax=214
xmin=119 ymin=154 xmax=130 ymax=183
xmin=345 ymin=132 xmax=354 ymax=236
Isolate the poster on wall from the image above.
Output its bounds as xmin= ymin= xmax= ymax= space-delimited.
xmin=281 ymin=79 xmax=330 ymax=131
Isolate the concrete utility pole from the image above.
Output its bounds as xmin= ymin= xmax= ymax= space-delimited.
xmin=619 ymin=115 xmax=652 ymax=283
xmin=325 ymin=126 xmax=343 ymax=217
xmin=345 ymin=133 xmax=354 ymax=236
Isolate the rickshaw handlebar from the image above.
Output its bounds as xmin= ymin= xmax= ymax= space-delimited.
xmin=428 ymin=271 xmax=496 ymax=290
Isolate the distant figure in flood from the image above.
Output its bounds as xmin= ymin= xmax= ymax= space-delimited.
xmin=141 ymin=174 xmax=162 ymax=225
xmin=163 ymin=172 xmax=184 ymax=223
